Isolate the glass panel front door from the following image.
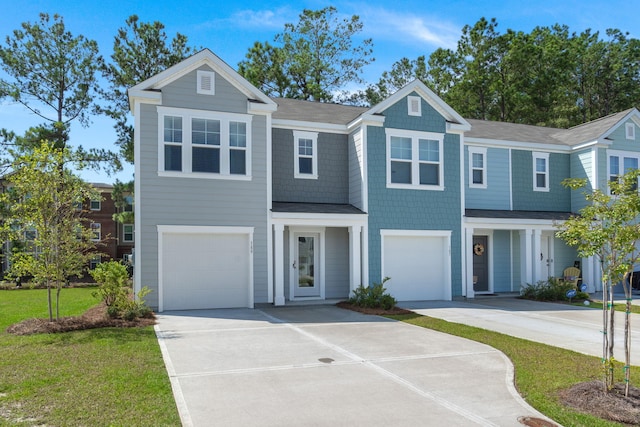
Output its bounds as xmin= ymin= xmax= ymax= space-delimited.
xmin=294 ymin=233 xmax=320 ymax=298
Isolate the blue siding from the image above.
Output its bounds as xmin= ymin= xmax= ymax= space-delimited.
xmin=511 ymin=150 xmax=571 ymax=211
xmin=608 ymin=120 xmax=639 ymax=151
xmin=465 ymin=147 xmax=511 ymax=210
xmin=366 ymin=94 xmax=462 ymax=296
xmin=570 ymin=149 xmax=593 ymax=212
xmin=553 ymin=238 xmax=579 ymax=277
xmin=492 ymin=231 xmax=512 ymax=292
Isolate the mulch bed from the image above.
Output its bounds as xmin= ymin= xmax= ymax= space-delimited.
xmin=6 ymin=303 xmax=156 ymax=335
xmin=335 ymin=300 xmax=414 ymax=315
xmin=559 ymin=380 xmax=640 ymax=425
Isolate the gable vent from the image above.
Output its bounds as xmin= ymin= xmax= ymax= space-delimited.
xmin=626 ymin=123 xmax=636 ymax=140
xmin=197 ymin=70 xmax=215 ymax=95
xmin=408 ymin=96 xmax=421 ymax=116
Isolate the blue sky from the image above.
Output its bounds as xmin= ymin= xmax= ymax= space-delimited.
xmin=1 ymin=0 xmax=636 ymax=183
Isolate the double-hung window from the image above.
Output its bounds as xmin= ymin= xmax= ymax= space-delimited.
xmin=123 ymin=224 xmax=134 ymax=242
xmin=158 ymin=107 xmax=252 ymax=179
xmin=532 ymin=152 xmax=549 ymax=192
xmin=386 ymin=129 xmax=444 ymax=190
xmin=293 ymin=130 xmax=318 ymax=179
xmin=468 ymin=147 xmax=487 ymax=189
xmin=609 ymin=150 xmax=640 ymax=193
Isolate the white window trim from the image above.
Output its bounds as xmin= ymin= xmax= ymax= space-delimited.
xmin=293 ymin=130 xmax=319 ymax=180
xmin=157 ymin=106 xmax=252 ymax=180
xmin=607 ymin=149 xmax=640 ymax=194
xmin=123 ymin=224 xmax=134 ymax=243
xmin=385 ymin=128 xmax=445 ymax=191
xmin=90 ymin=199 xmax=101 ymax=211
xmin=468 ymin=146 xmax=487 ymax=189
xmin=626 ymin=123 xmax=636 ymax=140
xmin=532 ymin=152 xmax=550 ymax=192
xmin=407 ymin=96 xmax=422 ymax=117
xmin=196 ymin=70 xmax=215 ymax=95
xmin=91 ymin=223 xmax=101 ymax=242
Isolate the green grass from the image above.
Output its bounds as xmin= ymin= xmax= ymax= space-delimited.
xmin=571 ymin=299 xmax=640 ymax=314
xmin=389 ymin=313 xmax=639 ymax=426
xmin=0 ymin=288 xmax=180 ymax=426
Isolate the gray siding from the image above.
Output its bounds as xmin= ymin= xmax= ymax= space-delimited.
xmin=325 ymin=227 xmax=350 ymax=299
xmin=570 ymin=149 xmax=593 ymax=212
xmin=138 ymin=67 xmax=270 ymax=308
xmin=272 ymin=128 xmax=350 ymax=203
xmin=348 ymin=130 xmax=364 ymax=210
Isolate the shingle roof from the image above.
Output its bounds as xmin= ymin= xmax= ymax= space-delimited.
xmin=271 ymin=97 xmax=368 ymax=125
xmin=466 ymin=209 xmax=573 ymax=220
xmin=270 ymin=97 xmax=636 ymax=148
xmin=272 ymin=202 xmax=366 ymax=215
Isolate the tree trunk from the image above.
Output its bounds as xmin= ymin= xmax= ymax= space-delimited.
xmin=602 ymin=276 xmax=610 ymax=392
xmin=47 ymin=280 xmax=53 ymax=322
xmin=608 ymin=282 xmax=616 ymax=389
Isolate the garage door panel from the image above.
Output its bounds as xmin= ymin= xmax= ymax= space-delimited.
xmin=383 ymin=235 xmax=448 ymax=301
xmin=162 ymin=232 xmax=251 ymax=311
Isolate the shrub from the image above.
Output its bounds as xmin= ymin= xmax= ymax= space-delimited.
xmin=90 ymin=261 xmax=152 ymax=319
xmin=349 ymin=277 xmax=397 ymax=309
xmin=521 ymin=277 xmax=589 ymax=301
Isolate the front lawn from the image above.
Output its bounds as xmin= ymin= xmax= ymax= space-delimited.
xmin=0 ymin=287 xmax=180 ymax=426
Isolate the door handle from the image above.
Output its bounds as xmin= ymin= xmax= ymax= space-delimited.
xmin=293 ymin=260 xmax=297 ymax=269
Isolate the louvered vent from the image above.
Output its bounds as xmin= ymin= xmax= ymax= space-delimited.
xmin=197 ymin=70 xmax=215 ymax=95
xmin=408 ymin=96 xmax=421 ymax=116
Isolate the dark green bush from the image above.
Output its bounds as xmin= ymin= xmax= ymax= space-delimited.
xmin=349 ymin=277 xmax=398 ymax=309
xmin=521 ymin=277 xmax=589 ymax=301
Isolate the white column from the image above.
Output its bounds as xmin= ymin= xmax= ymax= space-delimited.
xmin=520 ymin=229 xmax=533 ymax=287
xmin=532 ymin=229 xmax=542 ymax=284
xmin=349 ymin=225 xmax=362 ymax=295
xmin=273 ymin=224 xmax=285 ymax=306
xmin=465 ymin=227 xmax=475 ymax=299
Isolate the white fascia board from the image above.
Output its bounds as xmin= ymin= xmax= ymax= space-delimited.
xmin=248 ymin=100 xmax=277 ymax=114
xmin=464 ymin=137 xmax=571 ymax=153
xmin=464 ymin=216 xmax=564 ymax=228
xmin=129 ymin=49 xmax=276 ymax=109
xmin=271 ymin=212 xmax=367 ymax=226
xmin=272 ymin=119 xmax=349 ymax=134
xmin=128 ymin=90 xmax=162 ymax=112
xmin=347 ymin=114 xmax=385 ymax=130
xmin=571 ymin=140 xmax=610 ymax=151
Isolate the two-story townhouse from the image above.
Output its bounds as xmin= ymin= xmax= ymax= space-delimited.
xmin=462 ymin=109 xmax=640 ymax=297
xmin=130 ymin=48 xmax=639 ymax=311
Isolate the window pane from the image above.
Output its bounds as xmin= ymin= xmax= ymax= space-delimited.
xmin=192 ymin=147 xmax=220 ymax=173
xmin=230 ymin=149 xmax=246 ymax=175
xmin=298 ymin=139 xmax=313 ymax=156
xmin=472 ymin=169 xmax=483 ymax=184
xmin=164 ymin=116 xmax=182 ymax=143
xmin=472 ymin=152 xmax=483 ymax=168
xmin=419 ymin=139 xmax=439 ymax=162
xmin=192 ymin=119 xmax=220 ymax=145
xmin=420 ymin=163 xmax=439 ymax=185
xmin=610 ymin=156 xmax=619 ymax=175
xmin=536 ymin=158 xmax=546 ymax=173
xmin=299 ymin=157 xmax=313 ymax=174
xmin=164 ymin=145 xmax=182 ymax=171
xmin=230 ymin=122 xmax=247 ymax=147
xmin=391 ymin=161 xmax=411 ymax=184
xmin=536 ymin=173 xmax=546 ymax=188
xmin=390 ymin=137 xmax=412 ymax=159
xmin=624 ymin=157 xmax=638 ymax=173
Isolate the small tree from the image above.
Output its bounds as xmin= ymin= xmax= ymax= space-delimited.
xmin=556 ymin=171 xmax=640 ymax=394
xmin=0 ymin=142 xmax=98 ymax=321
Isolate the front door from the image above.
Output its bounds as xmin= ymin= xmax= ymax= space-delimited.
xmin=473 ymin=236 xmax=489 ymax=292
xmin=293 ymin=232 xmax=321 ymax=298
xmin=540 ymin=232 xmax=554 ymax=280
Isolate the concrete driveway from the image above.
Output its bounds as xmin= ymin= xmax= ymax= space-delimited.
xmin=155 ymin=305 xmax=551 ymax=426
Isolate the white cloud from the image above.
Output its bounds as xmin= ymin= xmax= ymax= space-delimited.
xmin=359 ymin=7 xmax=460 ymax=50
xmin=197 ymin=7 xmax=295 ymax=31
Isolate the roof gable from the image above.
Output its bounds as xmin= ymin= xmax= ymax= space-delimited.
xmin=128 ymin=48 xmax=276 ymax=110
xmin=365 ymin=80 xmax=470 ymax=131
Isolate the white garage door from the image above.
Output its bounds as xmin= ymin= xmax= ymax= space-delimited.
xmin=161 ymin=230 xmax=252 ymax=311
xmin=382 ymin=232 xmax=450 ymax=301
